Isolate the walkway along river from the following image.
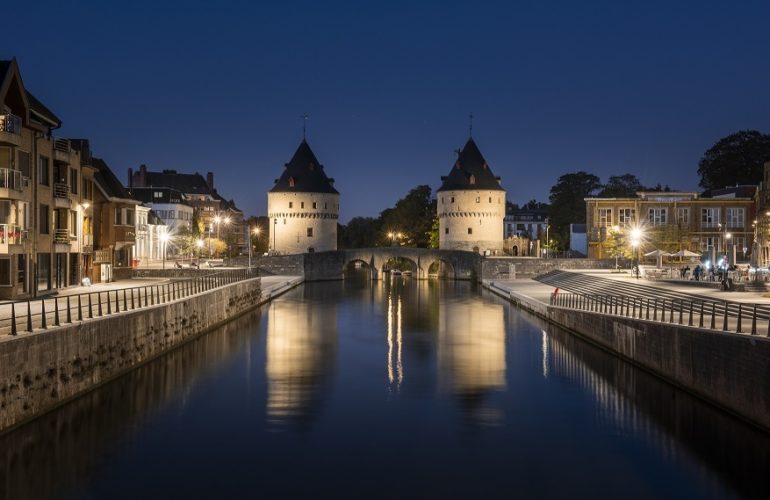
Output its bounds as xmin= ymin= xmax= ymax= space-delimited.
xmin=1 ymin=276 xmax=769 ymax=499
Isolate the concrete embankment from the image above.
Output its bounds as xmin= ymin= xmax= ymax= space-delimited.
xmin=484 ymin=279 xmax=770 ymax=432
xmin=0 ymin=275 xmax=303 ymax=434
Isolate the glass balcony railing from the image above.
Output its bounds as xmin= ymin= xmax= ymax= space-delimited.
xmin=54 ymin=228 xmax=71 ymax=244
xmin=0 ymin=168 xmax=24 ymax=191
xmin=0 ymin=114 xmax=22 ymax=135
xmin=0 ymin=224 xmax=26 ymax=245
xmin=53 ymin=182 xmax=70 ymax=199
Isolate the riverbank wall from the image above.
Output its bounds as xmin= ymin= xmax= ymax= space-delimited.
xmin=0 ymin=276 xmax=303 ymax=434
xmin=484 ymin=281 xmax=770 ymax=431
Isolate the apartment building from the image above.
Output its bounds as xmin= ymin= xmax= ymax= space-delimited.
xmin=586 ymin=189 xmax=756 ymax=263
xmin=0 ymin=59 xmax=92 ymax=299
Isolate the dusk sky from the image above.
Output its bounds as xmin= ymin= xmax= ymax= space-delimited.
xmin=6 ymin=0 xmax=770 ymax=222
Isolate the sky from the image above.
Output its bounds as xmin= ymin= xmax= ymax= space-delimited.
xmin=5 ymin=0 xmax=770 ymax=223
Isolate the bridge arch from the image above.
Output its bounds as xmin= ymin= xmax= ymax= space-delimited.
xmin=426 ymin=259 xmax=455 ymax=279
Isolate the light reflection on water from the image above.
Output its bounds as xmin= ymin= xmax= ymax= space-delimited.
xmin=0 ymin=275 xmax=769 ymax=500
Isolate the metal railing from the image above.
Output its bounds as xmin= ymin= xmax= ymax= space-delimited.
xmin=53 ymin=182 xmax=70 ymax=199
xmin=2 ymin=268 xmax=258 ymax=336
xmin=0 ymin=168 xmax=23 ymax=191
xmin=0 ymin=113 xmax=21 ymax=135
xmin=54 ymin=228 xmax=70 ymax=244
xmin=0 ymin=224 xmax=25 ymax=245
xmin=550 ymin=291 xmax=770 ymax=336
xmin=53 ymin=138 xmax=71 ymax=153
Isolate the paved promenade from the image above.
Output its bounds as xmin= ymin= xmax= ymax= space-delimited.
xmin=0 ymin=275 xmax=303 ymax=338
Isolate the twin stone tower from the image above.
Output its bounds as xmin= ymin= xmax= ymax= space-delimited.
xmin=267 ymin=138 xmax=505 ymax=255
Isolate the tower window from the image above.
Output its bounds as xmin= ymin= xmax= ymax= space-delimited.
xmin=307 ymin=227 xmax=313 ymax=237
xmin=283 ymin=219 xmax=286 ymax=224
xmin=325 ymin=203 xmax=328 ymax=209
xmin=468 ymin=228 xmax=473 ymax=235
xmin=476 ymin=197 xmax=480 ymax=203
xmin=289 ymin=202 xmax=293 ymax=208
xmin=301 ymin=202 xmax=305 ymax=209
xmin=288 ymin=177 xmax=295 ymax=187
xmin=451 ymin=197 xmax=455 ymax=203
xmin=445 ymin=227 xmax=449 ymax=234
xmin=489 ymin=197 xmax=492 ymax=203
xmin=312 ymin=202 xmax=317 ymax=209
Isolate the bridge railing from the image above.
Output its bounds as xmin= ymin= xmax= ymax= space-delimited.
xmin=1 ymin=268 xmax=258 ymax=336
xmin=549 ymin=291 xmax=769 ymax=337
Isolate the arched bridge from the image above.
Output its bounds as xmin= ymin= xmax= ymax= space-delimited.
xmin=303 ymin=248 xmax=482 ymax=280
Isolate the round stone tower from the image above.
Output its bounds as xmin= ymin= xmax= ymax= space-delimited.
xmin=437 ymin=138 xmax=505 ymax=254
xmin=268 ymin=140 xmax=339 ymax=254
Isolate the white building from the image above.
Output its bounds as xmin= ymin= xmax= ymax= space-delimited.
xmin=268 ymin=140 xmax=339 ymax=254
xmin=129 ymin=186 xmax=194 ymax=235
xmin=437 ymin=138 xmax=505 ymax=254
xmin=134 ymin=205 xmax=166 ymax=264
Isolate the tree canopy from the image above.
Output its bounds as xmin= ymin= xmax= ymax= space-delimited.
xmin=698 ymin=130 xmax=770 ymax=189
xmin=548 ymin=172 xmax=602 ymax=249
xmin=597 ymin=174 xmax=645 ymax=198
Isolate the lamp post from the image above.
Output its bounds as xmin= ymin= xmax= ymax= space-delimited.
xmin=248 ymin=227 xmax=260 ymax=268
xmin=387 ymin=231 xmax=402 ymax=246
xmin=273 ymin=218 xmax=277 ymax=253
xmin=545 ymin=218 xmax=549 ymax=258
xmin=160 ymin=232 xmax=169 ymax=270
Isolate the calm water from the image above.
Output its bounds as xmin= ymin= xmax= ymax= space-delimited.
xmin=1 ymin=277 xmax=769 ymax=499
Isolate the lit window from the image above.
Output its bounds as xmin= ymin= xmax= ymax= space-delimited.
xmin=307 ymin=227 xmax=313 ymax=237
xmin=468 ymin=227 xmax=473 ymax=234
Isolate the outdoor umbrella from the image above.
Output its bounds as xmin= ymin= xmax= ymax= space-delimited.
xmin=644 ymin=249 xmax=672 ymax=268
xmin=670 ymin=249 xmax=701 ymax=258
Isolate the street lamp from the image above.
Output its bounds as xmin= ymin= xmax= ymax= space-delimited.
xmin=387 ymin=231 xmax=402 ymax=246
xmin=160 ymin=232 xmax=169 ymax=270
xmin=273 ymin=218 xmax=278 ymax=252
xmin=248 ymin=227 xmax=260 ymax=268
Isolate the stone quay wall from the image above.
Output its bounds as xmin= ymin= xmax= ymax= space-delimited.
xmin=0 ymin=277 xmax=267 ymax=434
xmin=482 ymin=257 xmax=619 ymax=279
xmin=487 ymin=283 xmax=770 ymax=431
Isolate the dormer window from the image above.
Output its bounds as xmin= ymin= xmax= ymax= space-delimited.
xmin=288 ymin=177 xmax=295 ymax=187
xmin=469 ymin=175 xmax=476 ymax=185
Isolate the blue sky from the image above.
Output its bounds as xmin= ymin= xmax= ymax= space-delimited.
xmin=5 ymin=0 xmax=770 ymax=222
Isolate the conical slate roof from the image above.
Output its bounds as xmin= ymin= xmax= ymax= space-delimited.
xmin=437 ymin=138 xmax=504 ymax=192
xmin=270 ymin=140 xmax=338 ymax=194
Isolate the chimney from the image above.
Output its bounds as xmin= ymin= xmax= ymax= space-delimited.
xmin=206 ymin=172 xmax=214 ymax=190
xmin=138 ymin=164 xmax=147 ymax=187
xmin=128 ymin=167 xmax=133 ymax=189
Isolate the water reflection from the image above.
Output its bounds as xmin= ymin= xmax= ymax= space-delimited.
xmin=265 ymin=287 xmax=337 ymax=429
xmin=0 ymin=309 xmax=263 ymax=500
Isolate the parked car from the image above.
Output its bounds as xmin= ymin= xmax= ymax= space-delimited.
xmin=207 ymin=259 xmax=225 ymax=268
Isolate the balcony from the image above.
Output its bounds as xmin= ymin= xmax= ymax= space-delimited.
xmin=115 ymin=226 xmax=136 ymax=243
xmin=53 ymin=182 xmax=72 ymax=208
xmin=53 ymin=138 xmax=75 ymax=163
xmin=54 ymin=228 xmax=71 ymax=244
xmin=0 ymin=114 xmax=22 ymax=147
xmin=0 ymin=168 xmax=25 ymax=200
xmin=94 ymin=248 xmax=111 ymax=263
xmin=82 ymin=233 xmax=93 ymax=254
xmin=0 ymin=224 xmax=27 ymax=253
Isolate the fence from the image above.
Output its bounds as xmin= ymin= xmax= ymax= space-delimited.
xmin=549 ymin=291 xmax=770 ymax=336
xmin=2 ymin=268 xmax=258 ymax=336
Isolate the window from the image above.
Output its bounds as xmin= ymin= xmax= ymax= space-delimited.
xmin=677 ymin=208 xmax=690 ymax=226
xmin=301 ymin=202 xmax=305 ymax=209
xmin=468 ymin=227 xmax=473 ymax=234
xmin=618 ymin=208 xmax=635 ymax=226
xmin=289 ymin=202 xmax=293 ymax=208
xmin=70 ymin=168 xmax=78 ymax=194
xmin=38 ymin=156 xmax=49 ymax=186
xmin=307 ymin=227 xmax=313 ymax=237
xmin=312 ymin=202 xmax=317 ymax=209
xmin=39 ymin=204 xmax=49 ymax=234
xmin=476 ymin=197 xmax=480 ymax=203
xmin=488 ymin=197 xmax=492 ymax=203
xmin=0 ymin=257 xmax=10 ymax=286
xmin=17 ymin=254 xmax=25 ymax=285
xmin=734 ymin=236 xmax=747 ymax=255
xmin=70 ymin=210 xmax=78 ymax=236
xmin=701 ymin=208 xmax=719 ymax=228
xmin=18 ymin=151 xmax=30 ymax=178
xmin=451 ymin=197 xmax=455 ymax=203
xmin=726 ymin=207 xmax=744 ymax=228
xmin=701 ymin=236 xmax=718 ymax=252
xmin=445 ymin=227 xmax=449 ymax=234
xmin=125 ymin=209 xmax=135 ymax=226
xmin=82 ymin=179 xmax=93 ymax=200
xmin=153 ymin=191 xmax=163 ymax=199
xmin=648 ymin=208 xmax=667 ymax=225
xmin=114 ymin=208 xmax=122 ymax=225
xmin=283 ymin=219 xmax=286 ymax=224
xmin=598 ymin=208 xmax=612 ymax=227
xmin=324 ymin=203 xmax=328 ymax=209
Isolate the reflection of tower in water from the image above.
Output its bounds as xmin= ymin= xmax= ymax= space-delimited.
xmin=265 ymin=297 xmax=337 ymax=429
xmin=438 ymin=301 xmax=506 ymax=425
xmin=386 ymin=285 xmax=403 ymax=393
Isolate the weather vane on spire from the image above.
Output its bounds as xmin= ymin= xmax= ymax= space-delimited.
xmin=301 ymin=112 xmax=309 ymax=140
xmin=469 ymin=112 xmax=473 ymax=138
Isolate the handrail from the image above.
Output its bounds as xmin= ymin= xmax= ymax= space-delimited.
xmin=549 ymin=290 xmax=769 ymax=336
xmin=1 ymin=268 xmax=259 ymax=336
xmin=0 ymin=224 xmax=25 ymax=245
xmin=54 ymin=228 xmax=70 ymax=244
xmin=0 ymin=168 xmax=23 ymax=191
xmin=53 ymin=182 xmax=70 ymax=199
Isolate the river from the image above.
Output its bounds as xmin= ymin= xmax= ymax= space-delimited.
xmin=1 ymin=276 xmax=768 ymax=499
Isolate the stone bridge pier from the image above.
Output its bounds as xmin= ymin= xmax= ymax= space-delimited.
xmin=303 ymin=248 xmax=481 ymax=281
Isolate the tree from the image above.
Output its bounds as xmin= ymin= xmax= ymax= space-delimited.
xmin=378 ymin=185 xmax=435 ymax=247
xmin=246 ymin=215 xmax=269 ymax=254
xmin=339 ymin=217 xmax=381 ymax=248
xmin=698 ymin=130 xmax=770 ymax=189
xmin=598 ymin=174 xmax=644 ymax=198
xmin=427 ymin=217 xmax=440 ymax=249
xmin=548 ymin=172 xmax=602 ymax=250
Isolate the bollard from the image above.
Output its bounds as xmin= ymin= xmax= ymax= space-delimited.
xmin=669 ymin=300 xmax=675 ymax=323
xmin=678 ymin=300 xmax=683 ymax=324
xmin=711 ymin=303 xmax=716 ymax=330
xmin=653 ymin=299 xmax=658 ymax=321
xmin=27 ymin=301 xmax=33 ymax=332
xmin=66 ymin=297 xmax=72 ymax=323
xmin=123 ymin=289 xmax=128 ymax=311
xmin=736 ymin=304 xmax=742 ymax=333
xmin=699 ymin=302 xmax=704 ymax=328
xmin=41 ymin=300 xmax=47 ymax=329
xmin=115 ymin=290 xmax=120 ymax=313
xmin=151 ymin=286 xmax=156 ymax=305
xmin=646 ymin=298 xmax=650 ymax=320
xmin=11 ymin=302 xmax=17 ymax=336
xmin=106 ymin=292 xmax=110 ymax=315
xmin=78 ymin=295 xmax=83 ymax=321
xmin=751 ymin=304 xmax=757 ymax=335
xmin=89 ymin=293 xmax=94 ymax=318
xmin=54 ymin=298 xmax=60 ymax=326
xmin=688 ymin=300 xmax=693 ymax=326
xmin=722 ymin=302 xmax=728 ymax=331
xmin=131 ymin=289 xmax=136 ymax=310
